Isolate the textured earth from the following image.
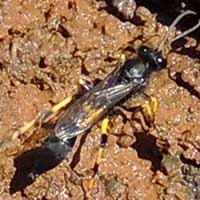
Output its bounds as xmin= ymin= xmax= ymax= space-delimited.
xmin=0 ymin=0 xmax=200 ymax=199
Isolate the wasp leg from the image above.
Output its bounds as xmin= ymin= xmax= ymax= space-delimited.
xmin=79 ymin=77 xmax=93 ymax=91
xmin=0 ymin=96 xmax=72 ymax=151
xmin=141 ymin=95 xmax=158 ymax=126
xmin=79 ymin=53 xmax=126 ymax=92
xmin=21 ymin=96 xmax=72 ymax=133
xmin=109 ymin=52 xmax=126 ymax=62
xmin=116 ymin=53 xmax=126 ymax=63
xmin=84 ymin=118 xmax=109 ymax=196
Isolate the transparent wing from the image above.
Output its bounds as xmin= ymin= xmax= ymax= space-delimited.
xmin=55 ymin=80 xmax=141 ymax=142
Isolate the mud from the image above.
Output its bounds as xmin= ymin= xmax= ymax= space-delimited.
xmin=0 ymin=0 xmax=200 ymax=199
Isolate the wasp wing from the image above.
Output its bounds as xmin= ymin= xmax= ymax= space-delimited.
xmin=55 ymin=80 xmax=141 ymax=141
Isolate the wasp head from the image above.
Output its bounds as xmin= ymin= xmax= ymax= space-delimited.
xmin=138 ymin=45 xmax=166 ymax=71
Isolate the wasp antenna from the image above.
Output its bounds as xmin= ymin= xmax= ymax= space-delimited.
xmin=158 ymin=10 xmax=198 ymax=52
xmin=172 ymin=19 xmax=200 ymax=42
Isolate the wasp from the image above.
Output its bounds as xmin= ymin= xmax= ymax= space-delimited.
xmin=1 ymin=10 xmax=199 ymax=194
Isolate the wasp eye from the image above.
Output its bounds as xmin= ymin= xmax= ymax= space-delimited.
xmin=138 ymin=46 xmax=149 ymax=57
xmin=156 ymin=55 xmax=166 ymax=69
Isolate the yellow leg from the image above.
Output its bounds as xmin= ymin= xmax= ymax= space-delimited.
xmin=79 ymin=77 xmax=93 ymax=91
xmin=20 ymin=96 xmax=72 ymax=134
xmin=141 ymin=96 xmax=158 ymax=126
xmin=119 ymin=53 xmax=126 ymax=63
xmin=113 ymin=53 xmax=126 ymax=64
xmin=97 ymin=118 xmax=109 ymax=162
xmin=84 ymin=118 xmax=109 ymax=196
xmin=0 ymin=96 xmax=72 ymax=151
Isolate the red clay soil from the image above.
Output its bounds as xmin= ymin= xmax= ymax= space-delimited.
xmin=0 ymin=0 xmax=200 ymax=199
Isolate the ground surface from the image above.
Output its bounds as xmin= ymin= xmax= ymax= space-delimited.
xmin=0 ymin=0 xmax=200 ymax=199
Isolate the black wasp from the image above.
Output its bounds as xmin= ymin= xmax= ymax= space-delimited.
xmin=1 ymin=10 xmax=199 ymax=193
